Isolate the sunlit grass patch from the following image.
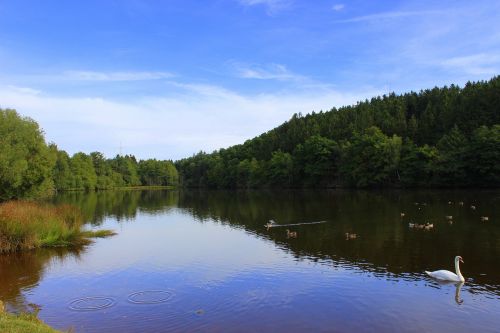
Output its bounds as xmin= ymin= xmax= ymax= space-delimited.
xmin=81 ymin=229 xmax=117 ymax=238
xmin=0 ymin=201 xmax=115 ymax=253
xmin=0 ymin=303 xmax=64 ymax=333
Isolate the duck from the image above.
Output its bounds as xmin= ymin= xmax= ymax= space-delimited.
xmin=286 ymin=229 xmax=297 ymax=238
xmin=424 ymin=223 xmax=434 ymax=230
xmin=445 ymin=215 xmax=453 ymax=220
xmin=408 ymin=223 xmax=415 ymax=228
xmin=458 ymin=201 xmax=464 ymax=206
xmin=425 ymin=256 xmax=465 ymax=282
xmin=400 ymin=213 xmax=405 ymax=217
xmin=345 ymin=232 xmax=357 ymax=240
xmin=448 ymin=201 xmax=452 ymax=205
xmin=265 ymin=219 xmax=277 ymax=229
xmin=480 ymin=216 xmax=489 ymax=221
xmin=471 ymin=205 xmax=476 ymax=210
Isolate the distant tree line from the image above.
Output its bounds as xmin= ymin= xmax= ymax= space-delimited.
xmin=0 ymin=108 xmax=178 ymax=201
xmin=176 ymin=76 xmax=500 ymax=188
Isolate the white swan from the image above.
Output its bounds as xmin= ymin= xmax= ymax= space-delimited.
xmin=425 ymin=256 xmax=464 ymax=282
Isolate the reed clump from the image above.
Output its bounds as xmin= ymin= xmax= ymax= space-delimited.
xmin=0 ymin=201 xmax=114 ymax=253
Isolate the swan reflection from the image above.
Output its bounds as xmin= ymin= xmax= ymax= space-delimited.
xmin=434 ymin=280 xmax=464 ymax=305
xmin=454 ymin=282 xmax=464 ymax=305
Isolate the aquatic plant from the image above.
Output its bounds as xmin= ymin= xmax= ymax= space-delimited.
xmin=0 ymin=200 xmax=114 ymax=253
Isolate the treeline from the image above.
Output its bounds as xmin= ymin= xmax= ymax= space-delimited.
xmin=176 ymin=76 xmax=500 ymax=188
xmin=0 ymin=108 xmax=178 ymax=201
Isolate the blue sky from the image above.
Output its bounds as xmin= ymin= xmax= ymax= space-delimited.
xmin=1 ymin=0 xmax=499 ymax=160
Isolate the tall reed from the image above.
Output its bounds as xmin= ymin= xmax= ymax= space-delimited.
xmin=0 ymin=201 xmax=88 ymax=253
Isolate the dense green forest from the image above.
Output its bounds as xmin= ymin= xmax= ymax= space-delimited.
xmin=176 ymin=76 xmax=500 ymax=188
xmin=0 ymin=108 xmax=178 ymax=201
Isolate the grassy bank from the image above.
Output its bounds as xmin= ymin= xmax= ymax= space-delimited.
xmin=0 ymin=200 xmax=114 ymax=253
xmin=0 ymin=301 xmax=63 ymax=333
xmin=0 ymin=312 xmax=63 ymax=333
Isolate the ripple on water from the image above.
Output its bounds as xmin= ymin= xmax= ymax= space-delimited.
xmin=68 ymin=296 xmax=116 ymax=311
xmin=127 ymin=290 xmax=174 ymax=304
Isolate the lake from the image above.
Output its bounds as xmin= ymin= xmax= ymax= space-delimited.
xmin=1 ymin=190 xmax=499 ymax=332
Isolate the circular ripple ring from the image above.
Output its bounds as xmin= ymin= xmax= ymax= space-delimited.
xmin=69 ymin=296 xmax=116 ymax=311
xmin=127 ymin=290 xmax=173 ymax=304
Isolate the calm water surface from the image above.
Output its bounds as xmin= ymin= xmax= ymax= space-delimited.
xmin=1 ymin=190 xmax=499 ymax=332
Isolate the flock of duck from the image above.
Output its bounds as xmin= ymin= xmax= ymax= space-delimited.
xmin=265 ymin=199 xmax=494 ymax=283
xmin=404 ymin=200 xmax=490 ymax=231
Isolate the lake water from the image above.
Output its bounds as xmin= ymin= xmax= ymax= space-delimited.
xmin=1 ymin=190 xmax=499 ymax=332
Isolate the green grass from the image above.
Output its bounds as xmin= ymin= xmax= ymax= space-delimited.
xmin=0 ymin=201 xmax=115 ymax=254
xmin=0 ymin=301 xmax=64 ymax=333
xmin=80 ymin=229 xmax=117 ymax=238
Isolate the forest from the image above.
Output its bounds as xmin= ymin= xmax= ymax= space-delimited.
xmin=2 ymin=76 xmax=499 ymax=200
xmin=176 ymin=76 xmax=500 ymax=188
xmin=0 ymin=108 xmax=178 ymax=201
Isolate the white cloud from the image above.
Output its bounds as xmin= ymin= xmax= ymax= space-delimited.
xmin=440 ymin=53 xmax=500 ymax=75
xmin=5 ymin=85 xmax=41 ymax=95
xmin=232 ymin=63 xmax=306 ymax=81
xmin=336 ymin=10 xmax=443 ymax=23
xmin=332 ymin=4 xmax=344 ymax=11
xmin=0 ymin=83 xmax=378 ymax=160
xmin=238 ymin=0 xmax=292 ymax=13
xmin=62 ymin=70 xmax=174 ymax=81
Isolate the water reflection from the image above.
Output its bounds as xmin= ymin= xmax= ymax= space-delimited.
xmin=177 ymin=190 xmax=500 ymax=291
xmin=1 ymin=189 xmax=499 ymax=332
xmin=455 ymin=282 xmax=464 ymax=304
xmin=45 ymin=189 xmax=500 ymax=291
xmin=0 ymin=248 xmax=85 ymax=311
xmin=51 ymin=190 xmax=178 ymax=225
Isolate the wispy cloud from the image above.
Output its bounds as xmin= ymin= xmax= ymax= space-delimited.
xmin=62 ymin=70 xmax=174 ymax=81
xmin=332 ymin=4 xmax=344 ymax=12
xmin=440 ymin=53 xmax=500 ymax=75
xmin=232 ymin=62 xmax=306 ymax=81
xmin=336 ymin=10 xmax=443 ymax=23
xmin=5 ymin=85 xmax=41 ymax=95
xmin=0 ymin=82 xmax=377 ymax=160
xmin=238 ymin=0 xmax=292 ymax=13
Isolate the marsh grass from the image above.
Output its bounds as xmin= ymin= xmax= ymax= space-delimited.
xmin=0 ymin=301 xmax=64 ymax=333
xmin=0 ymin=201 xmax=115 ymax=253
xmin=80 ymin=229 xmax=117 ymax=238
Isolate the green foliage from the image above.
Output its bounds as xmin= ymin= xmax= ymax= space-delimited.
xmin=267 ymin=151 xmax=294 ymax=187
xmin=176 ymin=76 xmax=500 ymax=188
xmin=138 ymin=159 xmax=178 ymax=186
xmin=0 ymin=311 xmax=63 ymax=333
xmin=52 ymin=148 xmax=73 ymax=190
xmin=340 ymin=127 xmax=402 ymax=187
xmin=0 ymin=108 xmax=179 ymax=196
xmin=70 ymin=152 xmax=98 ymax=190
xmin=0 ymin=109 xmax=56 ymax=200
xmin=433 ymin=125 xmax=468 ymax=185
xmin=465 ymin=125 xmax=500 ymax=186
xmin=294 ymin=135 xmax=338 ymax=186
xmin=399 ymin=141 xmax=437 ymax=186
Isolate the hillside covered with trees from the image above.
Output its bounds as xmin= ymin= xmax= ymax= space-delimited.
xmin=176 ymin=76 xmax=500 ymax=188
xmin=0 ymin=109 xmax=178 ymax=201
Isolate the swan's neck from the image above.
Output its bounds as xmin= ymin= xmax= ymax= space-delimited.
xmin=455 ymin=260 xmax=465 ymax=282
